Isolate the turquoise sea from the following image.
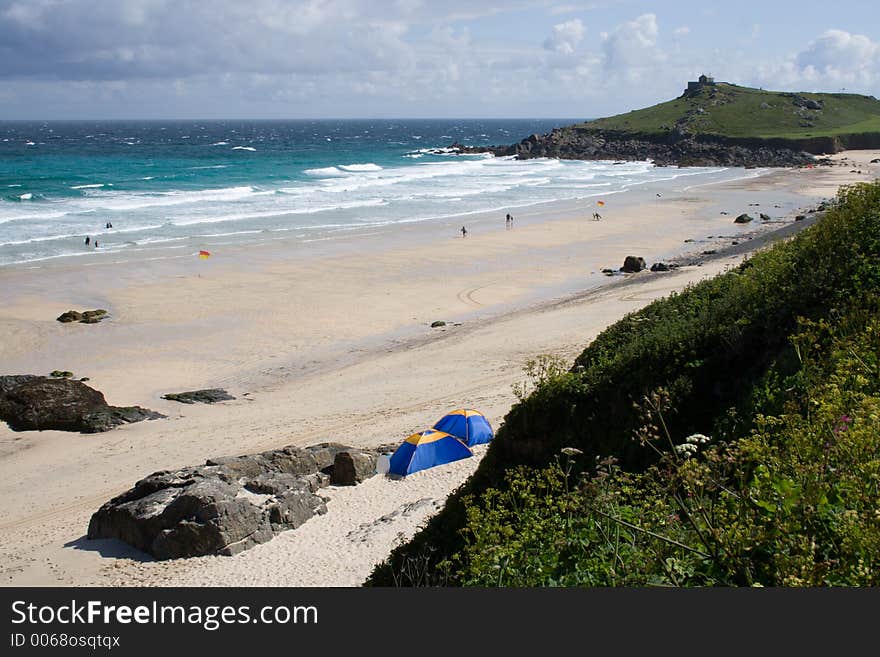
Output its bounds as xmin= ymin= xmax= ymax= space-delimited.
xmin=0 ymin=119 xmax=741 ymax=266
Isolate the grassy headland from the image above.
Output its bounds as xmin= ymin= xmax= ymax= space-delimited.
xmin=462 ymin=80 xmax=880 ymax=165
xmin=583 ymin=82 xmax=880 ymax=142
xmin=369 ymin=179 xmax=880 ymax=586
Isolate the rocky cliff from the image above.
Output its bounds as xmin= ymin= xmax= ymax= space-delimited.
xmin=454 ymin=128 xmax=819 ymax=167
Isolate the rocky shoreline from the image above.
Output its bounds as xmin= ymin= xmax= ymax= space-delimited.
xmin=453 ymin=129 xmax=822 ymax=167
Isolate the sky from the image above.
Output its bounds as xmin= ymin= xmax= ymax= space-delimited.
xmin=0 ymin=0 xmax=878 ymax=119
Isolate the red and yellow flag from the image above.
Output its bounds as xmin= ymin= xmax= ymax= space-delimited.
xmin=198 ymin=250 xmax=211 ymax=259
xmin=597 ymin=200 xmax=605 ymax=206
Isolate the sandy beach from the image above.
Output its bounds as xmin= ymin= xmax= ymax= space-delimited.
xmin=1 ymin=150 xmax=877 ymax=587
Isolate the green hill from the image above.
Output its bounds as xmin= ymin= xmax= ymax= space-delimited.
xmin=464 ymin=79 xmax=880 ymax=165
xmin=368 ymin=180 xmax=880 ymax=587
xmin=580 ymin=80 xmax=880 ymax=141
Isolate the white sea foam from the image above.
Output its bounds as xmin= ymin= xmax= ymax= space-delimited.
xmin=66 ymin=186 xmax=264 ymax=212
xmin=171 ymin=198 xmax=388 ymax=226
xmin=210 ymin=141 xmax=229 ymax=146
xmin=338 ymin=163 xmax=382 ymax=172
xmin=0 ymin=149 xmax=753 ymax=267
xmin=19 ymin=193 xmax=33 ymax=200
xmin=304 ymin=167 xmax=348 ymax=177
xmin=0 ymin=209 xmax=69 ymax=225
xmin=232 ymin=146 xmax=257 ymax=152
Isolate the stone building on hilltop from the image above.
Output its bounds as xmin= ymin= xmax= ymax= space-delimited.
xmin=686 ymin=74 xmax=716 ymax=96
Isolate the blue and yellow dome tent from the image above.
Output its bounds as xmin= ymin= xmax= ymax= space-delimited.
xmin=388 ymin=429 xmax=473 ymax=476
xmin=433 ymin=409 xmax=494 ymax=447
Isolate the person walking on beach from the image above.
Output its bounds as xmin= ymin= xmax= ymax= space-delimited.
xmin=593 ymin=212 xmax=602 ymax=221
xmin=461 ymin=226 xmax=468 ymax=238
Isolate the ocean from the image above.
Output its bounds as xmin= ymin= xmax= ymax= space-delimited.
xmin=0 ymin=119 xmax=745 ymax=267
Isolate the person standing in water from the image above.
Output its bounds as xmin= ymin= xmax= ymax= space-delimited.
xmin=84 ymin=236 xmax=90 ymax=246
xmin=461 ymin=226 xmax=468 ymax=238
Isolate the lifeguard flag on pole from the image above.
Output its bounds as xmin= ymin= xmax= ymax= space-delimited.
xmin=199 ymin=250 xmax=211 ymax=259
xmin=597 ymin=200 xmax=605 ymax=206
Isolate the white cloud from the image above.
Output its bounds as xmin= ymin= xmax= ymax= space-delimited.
xmin=749 ymin=29 xmax=880 ymax=92
xmin=795 ymin=29 xmax=879 ymax=78
xmin=543 ymin=18 xmax=585 ymax=54
xmin=602 ymin=13 xmax=663 ymax=72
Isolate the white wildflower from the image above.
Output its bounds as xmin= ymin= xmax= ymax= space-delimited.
xmin=674 ymin=443 xmax=699 ymax=458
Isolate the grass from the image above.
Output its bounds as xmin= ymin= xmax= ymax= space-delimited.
xmin=576 ymin=83 xmax=880 ymax=141
xmin=367 ymin=178 xmax=880 ymax=587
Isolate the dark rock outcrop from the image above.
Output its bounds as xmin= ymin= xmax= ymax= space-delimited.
xmin=331 ymin=450 xmax=379 ymax=486
xmin=650 ymin=262 xmax=678 ymax=272
xmin=620 ymin=256 xmax=647 ymax=273
xmin=57 ymin=309 xmax=108 ymax=324
xmin=792 ymin=95 xmax=824 ymax=111
xmin=0 ymin=375 xmax=164 ymax=433
xmin=430 ymin=321 xmax=446 ymax=328
xmin=88 ymin=443 xmax=379 ymax=559
xmin=162 ymin=389 xmax=236 ymax=404
xmin=454 ymin=128 xmax=816 ymax=168
xmin=734 ymin=213 xmax=754 ymax=224
xmin=759 ymin=213 xmax=771 ymax=221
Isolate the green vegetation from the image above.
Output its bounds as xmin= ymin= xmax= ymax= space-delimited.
xmin=573 ymin=82 xmax=880 ymax=141
xmin=368 ymin=180 xmax=880 ymax=586
xmin=49 ymin=370 xmax=74 ymax=378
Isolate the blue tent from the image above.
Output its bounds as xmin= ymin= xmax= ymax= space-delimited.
xmin=433 ymin=409 xmax=494 ymax=447
xmin=388 ymin=429 xmax=473 ymax=476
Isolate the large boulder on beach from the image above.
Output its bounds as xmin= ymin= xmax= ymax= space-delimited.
xmin=88 ymin=443 xmax=379 ymax=559
xmin=0 ymin=375 xmax=164 ymax=433
xmin=330 ymin=449 xmax=378 ymax=486
xmin=734 ymin=213 xmax=754 ymax=224
xmin=162 ymin=389 xmax=236 ymax=404
xmin=620 ymin=256 xmax=647 ymax=273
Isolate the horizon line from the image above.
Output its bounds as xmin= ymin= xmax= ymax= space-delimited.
xmin=0 ymin=116 xmax=590 ymax=122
